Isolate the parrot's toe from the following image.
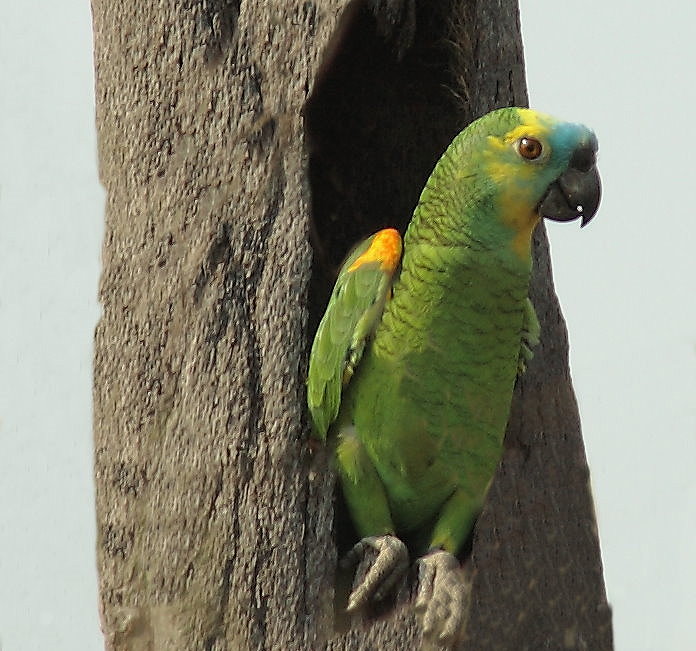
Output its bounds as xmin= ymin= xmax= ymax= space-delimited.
xmin=415 ymin=550 xmax=470 ymax=647
xmin=342 ymin=534 xmax=409 ymax=612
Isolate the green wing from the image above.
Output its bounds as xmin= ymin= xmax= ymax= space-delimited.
xmin=307 ymin=229 xmax=402 ymax=439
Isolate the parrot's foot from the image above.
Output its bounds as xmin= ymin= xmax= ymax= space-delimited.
xmin=415 ymin=550 xmax=470 ymax=647
xmin=342 ymin=534 xmax=409 ymax=612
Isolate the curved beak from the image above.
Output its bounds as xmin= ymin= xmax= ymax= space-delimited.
xmin=538 ymin=146 xmax=601 ymax=227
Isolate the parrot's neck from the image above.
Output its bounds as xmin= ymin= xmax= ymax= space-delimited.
xmin=403 ymin=194 xmax=536 ymax=279
xmin=375 ymin=204 xmax=534 ymax=367
xmin=399 ymin=225 xmax=532 ymax=322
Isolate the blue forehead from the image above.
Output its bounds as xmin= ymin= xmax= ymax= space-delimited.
xmin=549 ymin=120 xmax=598 ymax=160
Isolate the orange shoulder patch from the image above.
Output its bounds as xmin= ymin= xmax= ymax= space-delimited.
xmin=348 ymin=228 xmax=402 ymax=273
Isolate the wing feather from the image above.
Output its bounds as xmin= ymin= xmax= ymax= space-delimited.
xmin=307 ymin=229 xmax=402 ymax=439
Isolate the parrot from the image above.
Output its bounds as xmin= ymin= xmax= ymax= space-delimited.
xmin=306 ymin=107 xmax=600 ymax=644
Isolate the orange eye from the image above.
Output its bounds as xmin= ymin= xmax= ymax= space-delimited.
xmin=518 ymin=137 xmax=543 ymax=160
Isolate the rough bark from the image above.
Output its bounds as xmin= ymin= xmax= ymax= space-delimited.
xmin=92 ymin=1 xmax=613 ymax=650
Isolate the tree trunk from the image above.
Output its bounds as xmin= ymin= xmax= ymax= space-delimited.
xmin=92 ymin=1 xmax=613 ymax=649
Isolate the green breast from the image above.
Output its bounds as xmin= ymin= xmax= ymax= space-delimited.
xmin=344 ymin=241 xmax=531 ymax=533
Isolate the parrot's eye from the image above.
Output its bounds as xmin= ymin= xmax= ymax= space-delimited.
xmin=517 ymin=137 xmax=543 ymax=160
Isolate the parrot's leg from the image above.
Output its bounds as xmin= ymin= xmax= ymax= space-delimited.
xmin=428 ymin=486 xmax=480 ymax=554
xmin=415 ymin=550 xmax=470 ymax=646
xmin=335 ymin=427 xmax=409 ymax=611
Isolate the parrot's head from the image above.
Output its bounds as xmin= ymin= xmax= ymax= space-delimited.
xmin=431 ymin=107 xmax=601 ymax=260
xmin=411 ymin=107 xmax=601 ymax=260
xmin=477 ymin=107 xmax=601 ymax=231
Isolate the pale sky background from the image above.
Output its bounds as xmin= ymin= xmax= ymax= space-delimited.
xmin=0 ymin=2 xmax=694 ymax=650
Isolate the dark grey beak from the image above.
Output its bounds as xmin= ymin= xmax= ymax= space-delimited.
xmin=538 ymin=146 xmax=601 ymax=227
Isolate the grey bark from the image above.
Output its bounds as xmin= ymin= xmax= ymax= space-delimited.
xmin=92 ymin=1 xmax=613 ymax=650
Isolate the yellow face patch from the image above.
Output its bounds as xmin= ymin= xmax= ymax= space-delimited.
xmin=484 ymin=110 xmax=553 ymax=174
xmin=504 ymin=108 xmax=554 ymax=144
xmin=482 ymin=110 xmax=556 ymax=259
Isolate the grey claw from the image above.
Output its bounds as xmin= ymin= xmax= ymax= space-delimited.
xmin=343 ymin=535 xmax=409 ymax=612
xmin=416 ymin=550 xmax=470 ymax=646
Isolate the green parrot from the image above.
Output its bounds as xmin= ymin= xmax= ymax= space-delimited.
xmin=307 ymin=107 xmax=600 ymax=643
